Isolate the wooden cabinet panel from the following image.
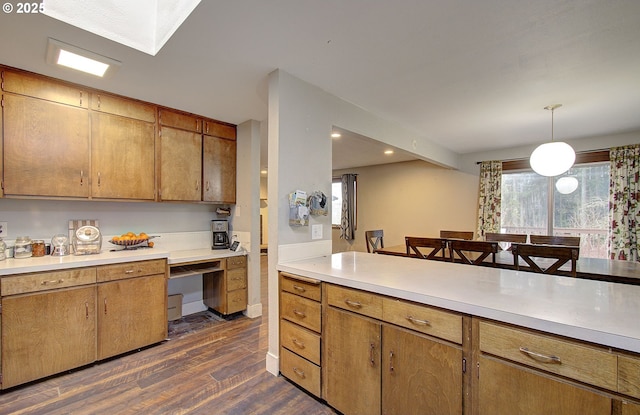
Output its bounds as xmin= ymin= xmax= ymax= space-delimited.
xmin=225 ymin=289 xmax=247 ymax=314
xmin=325 ymin=306 xmax=382 ymax=415
xmin=619 ymin=354 xmax=640 ymax=399
xmin=479 ymin=321 xmax=617 ymax=390
xmin=1 ymin=267 xmax=96 ymax=296
xmin=2 ymin=70 xmax=88 ymax=108
xmin=227 ymin=255 xmax=247 ymax=269
xmin=382 ymin=324 xmax=463 ymax=415
xmin=90 ymin=92 xmax=156 ymax=122
xmin=159 ymin=126 xmax=202 ymax=201
xmin=1 ymin=286 xmax=96 ymax=388
xmin=477 ymin=356 xmax=611 ymax=415
xmin=97 ymin=259 xmax=166 ymax=282
xmin=203 ymin=135 xmax=236 ymax=203
xmin=382 ymin=297 xmax=462 ymax=344
xmin=3 ymin=93 xmax=90 ymax=197
xmin=281 ymin=319 xmax=321 ymax=365
xmin=327 ymin=283 xmax=383 ymax=320
xmin=158 ymin=109 xmax=201 ymax=132
xmin=91 ymin=112 xmax=156 ymax=200
xmin=203 ymin=120 xmax=236 ymax=139
xmin=97 ymin=274 xmax=167 ymax=360
xmin=622 ymin=401 xmax=640 ymax=415
xmin=227 ymin=268 xmax=246 ymax=291
xmin=281 ymin=291 xmax=321 ymax=332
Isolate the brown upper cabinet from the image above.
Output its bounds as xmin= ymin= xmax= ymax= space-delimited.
xmin=1 ymin=67 xmax=236 ymax=204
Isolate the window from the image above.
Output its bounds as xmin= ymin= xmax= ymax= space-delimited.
xmin=331 ymin=177 xmax=357 ymax=227
xmin=501 ymin=162 xmax=610 ymax=258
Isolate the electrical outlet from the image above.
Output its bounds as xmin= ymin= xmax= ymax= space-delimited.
xmin=0 ymin=222 xmax=7 ymax=238
xmin=312 ymin=224 xmax=322 ymax=240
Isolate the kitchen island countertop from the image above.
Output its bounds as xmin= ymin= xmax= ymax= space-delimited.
xmin=278 ymin=251 xmax=640 ymax=354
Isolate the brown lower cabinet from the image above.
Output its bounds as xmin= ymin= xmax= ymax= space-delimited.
xmin=279 ymin=274 xmax=640 ymax=415
xmin=0 ymin=259 xmax=167 ymax=389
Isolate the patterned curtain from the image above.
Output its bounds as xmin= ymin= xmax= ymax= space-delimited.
xmin=340 ymin=174 xmax=357 ymax=240
xmin=476 ymin=161 xmax=502 ymax=240
xmin=609 ymin=144 xmax=640 ymax=261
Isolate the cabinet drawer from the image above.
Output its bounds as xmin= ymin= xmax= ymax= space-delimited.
xmin=226 ymin=289 xmax=247 ymax=314
xmin=226 ymin=268 xmax=246 ymax=291
xmin=280 ymin=319 xmax=321 ymax=365
xmin=280 ymin=347 xmax=321 ymax=397
xmin=97 ymin=259 xmax=166 ymax=282
xmin=158 ymin=109 xmax=201 ymax=132
xmin=1 ymin=268 xmax=97 ymax=296
xmin=619 ymin=354 xmax=640 ymax=399
xmin=281 ymin=291 xmax=321 ymax=332
xmin=227 ymin=255 xmax=246 ymax=269
xmin=327 ymin=284 xmax=383 ymax=320
xmin=280 ymin=273 xmax=321 ymax=302
xmin=479 ymin=321 xmax=617 ymax=390
xmin=382 ymin=298 xmax=462 ymax=344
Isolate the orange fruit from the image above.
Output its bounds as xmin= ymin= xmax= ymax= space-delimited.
xmin=138 ymin=232 xmax=148 ymax=240
xmin=148 ymin=241 xmax=154 ymax=248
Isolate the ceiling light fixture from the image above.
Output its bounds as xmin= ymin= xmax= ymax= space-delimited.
xmin=384 ymin=150 xmax=394 ymax=155
xmin=556 ymin=176 xmax=579 ymax=194
xmin=46 ymin=38 xmax=121 ymax=77
xmin=331 ymin=132 xmax=342 ymax=138
xmin=529 ymin=104 xmax=575 ymax=177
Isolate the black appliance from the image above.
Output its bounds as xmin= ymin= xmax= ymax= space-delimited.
xmin=211 ymin=220 xmax=230 ymax=249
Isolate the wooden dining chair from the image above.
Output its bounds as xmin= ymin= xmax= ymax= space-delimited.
xmin=365 ymin=230 xmax=384 ymax=253
xmin=405 ymin=237 xmax=448 ymax=260
xmin=485 ymin=232 xmax=527 ymax=250
xmin=530 ymin=235 xmax=580 ymax=247
xmin=449 ymin=240 xmax=499 ymax=266
xmin=511 ymin=243 xmax=579 ymax=277
xmin=440 ymin=230 xmax=474 ymax=240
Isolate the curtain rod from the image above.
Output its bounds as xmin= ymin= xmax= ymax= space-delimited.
xmin=475 ymin=148 xmax=611 ymax=165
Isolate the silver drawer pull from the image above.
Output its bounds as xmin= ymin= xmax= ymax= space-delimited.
xmin=345 ymin=299 xmax=362 ymax=308
xmin=406 ymin=315 xmax=431 ymax=326
xmin=293 ymin=309 xmax=306 ymax=318
xmin=292 ymin=338 xmax=305 ymax=349
xmin=41 ymin=279 xmax=64 ymax=285
xmin=292 ymin=367 xmax=305 ymax=378
xmin=293 ymin=285 xmax=306 ymax=292
xmin=124 ymin=269 xmax=135 ymax=274
xmin=519 ymin=347 xmax=562 ymax=364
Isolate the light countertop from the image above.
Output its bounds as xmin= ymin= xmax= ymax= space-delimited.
xmin=278 ymin=251 xmax=640 ymax=354
xmin=0 ymin=247 xmax=245 ymax=276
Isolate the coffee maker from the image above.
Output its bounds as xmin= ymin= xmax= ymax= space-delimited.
xmin=211 ymin=220 xmax=230 ymax=249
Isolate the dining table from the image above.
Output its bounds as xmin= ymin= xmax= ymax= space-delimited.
xmin=374 ymin=244 xmax=640 ymax=285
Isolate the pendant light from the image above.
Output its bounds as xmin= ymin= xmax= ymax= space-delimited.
xmin=530 ymin=104 xmax=575 ymax=177
xmin=555 ymin=175 xmax=579 ymax=194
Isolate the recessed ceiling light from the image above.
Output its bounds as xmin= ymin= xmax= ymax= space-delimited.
xmin=46 ymin=38 xmax=121 ymax=78
xmin=260 ymin=169 xmax=268 ymax=175
xmin=384 ymin=150 xmax=394 ymax=155
xmin=331 ymin=132 xmax=342 ymax=138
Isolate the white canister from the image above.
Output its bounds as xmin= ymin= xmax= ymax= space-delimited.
xmin=14 ymin=236 xmax=33 ymax=259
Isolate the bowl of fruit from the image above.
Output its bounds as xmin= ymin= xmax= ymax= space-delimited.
xmin=109 ymin=232 xmax=157 ymax=249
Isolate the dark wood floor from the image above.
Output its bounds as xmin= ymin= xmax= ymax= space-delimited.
xmin=0 ymin=255 xmax=338 ymax=415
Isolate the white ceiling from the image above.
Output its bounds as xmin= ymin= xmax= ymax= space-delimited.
xmin=1 ymin=1 xmax=639 ymax=171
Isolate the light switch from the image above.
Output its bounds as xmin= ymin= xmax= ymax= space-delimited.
xmin=312 ymin=224 xmax=322 ymax=240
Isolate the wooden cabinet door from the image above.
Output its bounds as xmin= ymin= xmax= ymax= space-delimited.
xmin=203 ymin=135 xmax=236 ymax=203
xmin=91 ymin=112 xmax=155 ymax=200
xmin=3 ymin=93 xmax=90 ymax=197
xmin=476 ymin=356 xmax=611 ymax=415
xmin=159 ymin=126 xmax=202 ymax=201
xmin=1 ymin=286 xmax=96 ymax=389
xmin=382 ymin=324 xmax=462 ymax=415
xmin=97 ymin=274 xmax=166 ymax=360
xmin=325 ymin=307 xmax=381 ymax=415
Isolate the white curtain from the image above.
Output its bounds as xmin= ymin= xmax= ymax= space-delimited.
xmin=340 ymin=174 xmax=357 ymax=240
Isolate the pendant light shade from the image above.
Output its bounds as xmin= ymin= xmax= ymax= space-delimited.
xmin=530 ymin=104 xmax=575 ymax=177
xmin=555 ymin=176 xmax=579 ymax=194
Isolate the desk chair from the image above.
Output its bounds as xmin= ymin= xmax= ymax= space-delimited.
xmin=365 ymin=230 xmax=384 ymax=253
xmin=530 ymin=235 xmax=580 ymax=247
xmin=485 ymin=232 xmax=527 ymax=250
xmin=512 ymin=243 xmax=579 ymax=277
xmin=440 ymin=230 xmax=474 ymax=240
xmin=405 ymin=237 xmax=448 ymax=260
xmin=449 ymin=240 xmax=499 ymax=266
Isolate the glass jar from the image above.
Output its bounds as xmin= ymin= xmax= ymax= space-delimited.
xmin=14 ymin=236 xmax=33 ymax=259
xmin=32 ymin=240 xmax=46 ymax=257
xmin=0 ymin=238 xmax=6 ymax=261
